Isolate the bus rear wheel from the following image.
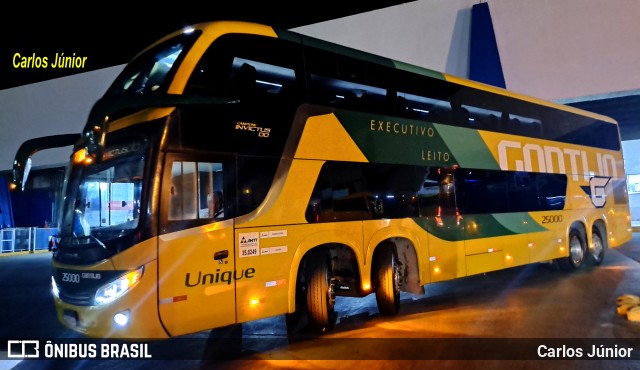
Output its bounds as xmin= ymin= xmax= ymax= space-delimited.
xmin=586 ymin=228 xmax=606 ymax=266
xmin=305 ymin=253 xmax=336 ymax=333
xmin=558 ymin=228 xmax=586 ymax=271
xmin=374 ymin=245 xmax=401 ymax=316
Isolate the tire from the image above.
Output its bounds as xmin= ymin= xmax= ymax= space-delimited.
xmin=586 ymin=227 xmax=606 ymax=266
xmin=305 ymin=254 xmax=336 ymax=333
xmin=374 ymin=245 xmax=401 ymax=316
xmin=557 ymin=228 xmax=587 ymax=271
xmin=285 ymin=267 xmax=308 ymax=339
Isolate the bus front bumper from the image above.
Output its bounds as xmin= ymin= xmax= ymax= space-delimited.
xmin=53 ymin=260 xmax=168 ymax=339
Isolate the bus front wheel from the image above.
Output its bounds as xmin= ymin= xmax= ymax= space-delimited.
xmin=305 ymin=253 xmax=336 ymax=333
xmin=374 ymin=245 xmax=401 ymax=316
xmin=558 ymin=228 xmax=586 ymax=271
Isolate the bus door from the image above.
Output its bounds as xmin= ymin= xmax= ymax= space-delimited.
xmin=157 ymin=155 xmax=236 ymax=336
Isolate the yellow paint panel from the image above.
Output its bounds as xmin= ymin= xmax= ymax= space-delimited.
xmin=465 ymin=233 xmax=528 ymax=258
xmin=466 ymin=252 xmax=504 ymax=276
xmin=427 ymin=235 xmax=466 ymax=283
xmin=169 ymin=21 xmax=277 ymax=94
xmin=107 ymin=107 xmax=175 ymax=133
xmin=236 ymin=159 xmax=325 ymax=228
xmin=295 ymin=113 xmax=368 ymax=162
xmin=528 ymin=212 xmax=567 ymax=262
xmin=158 ymin=221 xmax=236 ymax=336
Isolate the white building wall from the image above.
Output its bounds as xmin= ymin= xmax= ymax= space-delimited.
xmin=0 ymin=65 xmax=124 ymax=170
xmin=294 ymin=0 xmax=640 ymax=101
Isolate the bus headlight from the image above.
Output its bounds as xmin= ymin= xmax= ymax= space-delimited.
xmin=94 ymin=267 xmax=144 ymax=305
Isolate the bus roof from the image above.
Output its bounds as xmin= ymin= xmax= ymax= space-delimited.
xmin=133 ymin=20 xmax=617 ymax=125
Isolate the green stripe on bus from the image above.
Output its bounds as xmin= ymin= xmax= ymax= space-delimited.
xmin=334 ymin=110 xmax=460 ymax=166
xmin=493 ymin=213 xmax=547 ymax=234
xmin=433 ymin=124 xmax=500 ymax=170
xmin=392 ymin=60 xmax=446 ymax=80
xmin=413 ymin=213 xmax=541 ymax=242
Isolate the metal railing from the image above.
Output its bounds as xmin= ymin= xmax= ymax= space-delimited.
xmin=0 ymin=227 xmax=57 ymax=253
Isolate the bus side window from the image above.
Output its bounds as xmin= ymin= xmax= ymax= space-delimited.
xmin=185 ymin=34 xmax=302 ymax=105
xmin=236 ymin=156 xmax=280 ymax=217
xmin=168 ymin=161 xmax=224 ymax=221
xmin=455 ymin=169 xmax=507 ymax=214
xmin=305 ymin=47 xmax=393 ymax=114
xmin=508 ymin=172 xmax=539 ymax=212
xmin=537 ymin=173 xmax=567 ymax=211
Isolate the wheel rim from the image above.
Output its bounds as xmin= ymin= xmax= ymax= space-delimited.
xmin=569 ymin=234 xmax=584 ymax=265
xmin=392 ymin=256 xmax=401 ymax=297
xmin=327 ymin=273 xmax=336 ymax=311
xmin=591 ymin=232 xmax=604 ymax=262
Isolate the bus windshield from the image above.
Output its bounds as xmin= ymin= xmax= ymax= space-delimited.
xmin=106 ymin=31 xmax=199 ymax=96
xmin=65 ymin=152 xmax=144 ymax=245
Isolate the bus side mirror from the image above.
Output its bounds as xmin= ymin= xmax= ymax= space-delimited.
xmin=11 ymin=134 xmax=80 ymax=191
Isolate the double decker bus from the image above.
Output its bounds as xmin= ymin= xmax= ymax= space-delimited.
xmin=23 ymin=21 xmax=631 ymax=338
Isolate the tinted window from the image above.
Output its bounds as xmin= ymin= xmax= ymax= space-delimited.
xmin=306 ymin=162 xmax=421 ymax=223
xmin=177 ymin=34 xmax=305 ymax=157
xmin=455 ymin=168 xmax=566 ymax=214
xmin=236 ymin=156 xmax=280 ymax=216
xmin=392 ymin=67 xmax=619 ymax=150
xmin=107 ymin=32 xmax=200 ymax=96
xmin=305 ymin=47 xmax=395 ymax=115
xmin=537 ymin=173 xmax=567 ymax=211
xmin=186 ymin=33 xmax=304 ymax=103
xmin=455 ymin=170 xmax=508 ymax=214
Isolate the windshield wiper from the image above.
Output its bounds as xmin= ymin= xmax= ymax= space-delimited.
xmin=74 ymin=234 xmax=107 ymax=249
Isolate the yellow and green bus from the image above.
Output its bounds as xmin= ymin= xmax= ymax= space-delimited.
xmin=33 ymin=21 xmax=632 ymax=338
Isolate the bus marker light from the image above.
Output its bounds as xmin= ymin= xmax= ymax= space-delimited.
xmin=51 ymin=276 xmax=59 ymax=298
xmin=72 ymin=148 xmax=94 ymax=165
xmin=159 ymin=295 xmax=187 ymax=305
xmin=249 ymin=298 xmax=263 ymax=306
xmin=506 ymin=255 xmax=512 ymax=261
xmin=434 ymin=267 xmax=441 ymax=274
xmin=362 ymin=283 xmax=371 ymax=290
xmin=114 ymin=311 xmax=130 ymax=327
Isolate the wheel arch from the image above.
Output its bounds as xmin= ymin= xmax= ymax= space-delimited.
xmin=566 ymin=219 xmax=587 ymax=245
xmin=370 ymin=237 xmax=424 ymax=295
xmin=592 ymin=219 xmax=608 ymax=245
xmin=287 ymin=230 xmax=364 ymax=313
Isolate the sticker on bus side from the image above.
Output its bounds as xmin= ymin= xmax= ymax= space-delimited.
xmin=260 ymin=230 xmax=288 ymax=238
xmin=261 ymin=246 xmax=287 ymax=255
xmin=239 ymin=232 xmax=260 ymax=258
